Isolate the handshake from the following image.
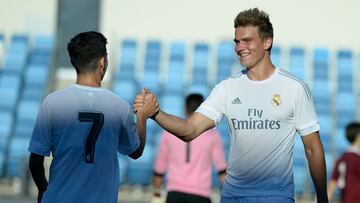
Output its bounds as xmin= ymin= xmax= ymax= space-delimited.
xmin=133 ymin=88 xmax=160 ymax=120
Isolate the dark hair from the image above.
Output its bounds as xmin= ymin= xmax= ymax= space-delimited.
xmin=185 ymin=93 xmax=204 ymax=114
xmin=345 ymin=122 xmax=360 ymax=143
xmin=234 ymin=8 xmax=273 ymax=51
xmin=67 ymin=31 xmax=107 ymax=73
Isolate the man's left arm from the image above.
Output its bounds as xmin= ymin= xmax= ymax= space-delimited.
xmin=301 ymin=131 xmax=328 ymax=203
xmin=29 ymin=153 xmax=48 ymax=203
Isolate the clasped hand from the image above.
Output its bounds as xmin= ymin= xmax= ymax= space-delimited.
xmin=133 ymin=88 xmax=159 ymax=118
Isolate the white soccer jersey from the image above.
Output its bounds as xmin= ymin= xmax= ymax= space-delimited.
xmin=196 ymin=68 xmax=319 ymax=198
xmin=28 ymin=84 xmax=140 ymax=203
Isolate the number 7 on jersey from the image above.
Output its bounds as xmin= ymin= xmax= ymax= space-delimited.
xmin=79 ymin=112 xmax=104 ymax=163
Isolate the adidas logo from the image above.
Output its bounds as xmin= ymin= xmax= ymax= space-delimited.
xmin=232 ymin=97 xmax=242 ymax=104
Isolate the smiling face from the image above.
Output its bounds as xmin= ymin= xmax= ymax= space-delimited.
xmin=234 ymin=26 xmax=272 ymax=69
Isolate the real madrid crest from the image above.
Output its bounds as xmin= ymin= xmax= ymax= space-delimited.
xmin=272 ymin=94 xmax=281 ymax=106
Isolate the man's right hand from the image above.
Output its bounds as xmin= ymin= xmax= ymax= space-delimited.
xmin=134 ymin=88 xmax=159 ymax=119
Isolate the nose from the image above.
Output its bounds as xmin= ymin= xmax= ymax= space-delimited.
xmin=235 ymin=41 xmax=246 ymax=54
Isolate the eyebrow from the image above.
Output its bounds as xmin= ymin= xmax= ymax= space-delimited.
xmin=234 ymin=37 xmax=252 ymax=43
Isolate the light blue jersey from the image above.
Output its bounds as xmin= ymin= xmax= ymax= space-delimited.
xmin=28 ymin=84 xmax=140 ymax=203
xmin=197 ymin=68 xmax=319 ymax=199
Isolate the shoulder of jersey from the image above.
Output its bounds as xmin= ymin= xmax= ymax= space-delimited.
xmin=221 ymin=69 xmax=246 ymax=81
xmin=277 ymin=68 xmax=308 ymax=87
xmin=278 ymin=68 xmax=313 ymax=101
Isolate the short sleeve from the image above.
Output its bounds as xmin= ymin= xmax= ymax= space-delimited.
xmin=28 ymin=98 xmax=52 ymax=156
xmin=294 ymin=82 xmax=319 ymax=136
xmin=118 ymin=107 xmax=140 ymax=155
xmin=196 ymin=82 xmax=226 ymax=126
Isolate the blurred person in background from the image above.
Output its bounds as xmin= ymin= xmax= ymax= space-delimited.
xmin=135 ymin=8 xmax=328 ymax=203
xmin=152 ymin=93 xmax=227 ymax=203
xmin=28 ymin=31 xmax=157 ymax=203
xmin=328 ymin=122 xmax=360 ymax=203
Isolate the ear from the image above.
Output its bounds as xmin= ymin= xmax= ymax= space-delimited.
xmin=263 ymin=37 xmax=273 ymax=50
xmin=99 ymin=56 xmax=105 ymax=71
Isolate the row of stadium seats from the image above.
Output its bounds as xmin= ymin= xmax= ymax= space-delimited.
xmin=0 ymin=34 xmax=53 ymax=178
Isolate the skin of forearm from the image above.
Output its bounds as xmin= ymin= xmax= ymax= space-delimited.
xmin=156 ymin=110 xmax=197 ymax=142
xmin=327 ymin=180 xmax=337 ymax=201
xmin=136 ymin=113 xmax=147 ymax=154
xmin=305 ymin=147 xmax=328 ymax=203
xmin=153 ymin=175 xmax=162 ymax=189
xmin=129 ymin=113 xmax=147 ymax=159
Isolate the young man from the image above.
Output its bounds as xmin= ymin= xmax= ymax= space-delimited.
xmin=135 ymin=8 xmax=328 ymax=203
xmin=28 ymin=31 xmax=157 ymax=203
xmin=152 ymin=93 xmax=227 ymax=203
xmin=327 ymin=122 xmax=360 ymax=203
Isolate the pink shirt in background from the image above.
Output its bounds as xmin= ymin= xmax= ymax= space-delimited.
xmin=154 ymin=129 xmax=227 ymax=197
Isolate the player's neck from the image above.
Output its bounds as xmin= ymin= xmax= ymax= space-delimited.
xmin=246 ymin=62 xmax=276 ymax=81
xmin=76 ymin=73 xmax=101 ymax=87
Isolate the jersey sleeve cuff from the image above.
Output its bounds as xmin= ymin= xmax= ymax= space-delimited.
xmin=196 ymin=105 xmax=223 ymax=126
xmin=298 ymin=121 xmax=320 ymax=136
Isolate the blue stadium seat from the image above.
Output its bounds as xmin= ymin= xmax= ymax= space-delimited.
xmin=318 ymin=114 xmax=333 ymax=152
xmin=313 ymin=48 xmax=329 ymax=81
xmin=336 ymin=92 xmax=355 ymax=128
xmin=116 ymin=39 xmax=137 ymax=80
xmin=288 ymin=47 xmax=305 ymax=80
xmin=0 ymin=87 xmax=19 ymax=112
xmin=140 ymin=70 xmax=160 ymax=95
xmin=127 ymin=146 xmax=154 ymax=185
xmin=192 ymin=43 xmax=209 ymax=85
xmin=16 ymin=100 xmax=39 ymax=123
xmin=0 ymin=73 xmax=21 ymax=111
xmin=318 ymin=114 xmax=333 ymax=137
xmin=185 ymin=84 xmax=210 ymax=99
xmin=160 ymin=93 xmax=184 ymax=117
xmin=334 ymin=128 xmax=349 ymax=155
xmin=144 ymin=40 xmax=161 ymax=72
xmin=21 ymin=86 xmax=45 ymax=102
xmin=14 ymin=100 xmax=40 ymax=138
xmin=34 ymin=35 xmax=54 ymax=50
xmin=169 ymin=41 xmax=185 ymax=61
xmin=270 ymin=46 xmax=281 ymax=68
xmin=6 ymin=137 xmax=30 ymax=177
xmin=293 ymin=135 xmax=306 ymax=167
xmin=325 ymin=153 xmax=334 ymax=179
xmin=337 ymin=50 xmax=353 ymax=93
xmin=216 ymin=41 xmax=235 ymax=83
xmin=140 ymin=40 xmax=162 ymax=94
xmin=112 ymin=80 xmax=138 ymax=104
xmin=0 ymin=111 xmax=13 ymax=152
xmin=3 ymin=53 xmax=27 ymax=75
xmin=24 ymin=64 xmax=49 ymax=87
xmin=3 ymin=35 xmax=29 ymax=75
xmin=293 ymin=166 xmax=306 ymax=195
xmin=164 ymin=41 xmax=186 ymax=94
xmin=312 ymin=80 xmax=330 ymax=115
xmin=164 ymin=60 xmax=185 ymax=94
xmin=0 ymin=72 xmax=21 ymax=89
xmin=293 ymin=134 xmax=307 ymax=195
